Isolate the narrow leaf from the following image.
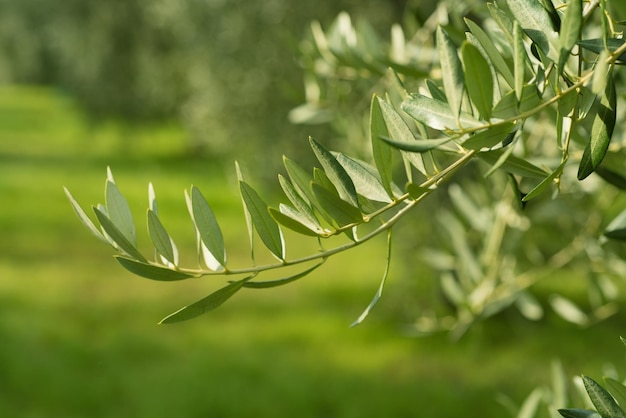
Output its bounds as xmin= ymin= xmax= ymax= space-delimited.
xmin=64 ymin=187 xmax=107 ymax=243
xmin=105 ymin=177 xmax=136 ymax=245
xmin=240 ymin=181 xmax=285 ymax=260
xmin=604 ymin=209 xmax=626 ymax=241
xmin=583 ymin=376 xmax=626 ymax=418
xmin=559 ymin=409 xmax=602 ymax=418
xmin=464 ymin=18 xmax=515 ymax=87
xmin=278 ymin=174 xmax=321 ymax=227
xmin=191 ymin=186 xmax=226 ymax=267
xmin=242 ymin=262 xmax=324 ymax=289
xmin=558 ymin=0 xmax=582 ymax=74
xmin=283 ymin=156 xmax=316 ymax=204
xmin=115 ymin=256 xmax=195 ymax=281
xmin=269 ymin=206 xmax=322 ymax=236
xmin=550 ymin=295 xmax=589 ymax=326
xmin=93 ymin=207 xmax=146 ymax=262
xmin=507 ymin=0 xmax=560 ymax=61
xmin=159 ymin=277 xmax=252 ymax=324
xmin=381 ymin=136 xmax=452 ymax=153
xmin=522 ymin=161 xmax=566 ymax=201
xmin=402 ymin=94 xmax=483 ymax=131
xmin=369 ymin=95 xmax=395 ymax=198
xmin=463 ymin=122 xmax=516 ymax=150
xmin=351 ymin=229 xmax=392 ymax=327
xmin=604 ymin=378 xmax=626 ymax=410
xmin=518 ymin=388 xmax=544 ymax=418
xmin=335 ymin=153 xmax=394 ymax=203
xmin=578 ymin=75 xmax=616 ymax=180
xmin=147 ymin=209 xmax=176 ymax=265
xmin=312 ymin=182 xmax=363 ymax=227
xmin=309 ymin=137 xmax=359 ymax=207
xmin=578 ymin=38 xmax=626 ymax=63
xmin=462 ymin=42 xmax=493 ymax=120
xmin=514 ymin=21 xmax=526 ymax=102
xmin=479 ymin=149 xmax=548 ymax=178
xmin=437 ymin=26 xmax=465 ymax=116
xmin=235 ymin=162 xmax=255 ymax=260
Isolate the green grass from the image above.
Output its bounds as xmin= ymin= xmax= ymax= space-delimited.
xmin=1 ymin=85 xmax=625 ymax=418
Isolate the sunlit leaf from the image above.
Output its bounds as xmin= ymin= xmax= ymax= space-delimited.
xmin=488 ymin=2 xmax=515 ymax=44
xmin=242 ymin=262 xmax=324 ymax=289
xmin=64 ymin=187 xmax=107 ymax=244
xmin=513 ymin=21 xmax=526 ymax=102
xmin=583 ymin=375 xmax=626 ymax=418
xmin=463 ymin=122 xmax=516 ymax=150
xmin=115 ymin=256 xmax=195 ymax=281
xmin=335 ymin=153 xmax=393 ymax=203
xmin=464 ymin=18 xmax=515 ymax=87
xmin=191 ymin=186 xmax=226 ymax=267
xmin=283 ymin=157 xmax=316 ymax=206
xmin=591 ymin=50 xmax=610 ymax=95
xmin=381 ymin=136 xmax=452 ymax=153
xmin=515 ymin=291 xmax=544 ymax=320
xmin=522 ymin=161 xmax=566 ymax=201
xmin=93 ymin=206 xmax=146 ymax=262
xmin=147 ymin=209 xmax=177 ymax=266
xmin=269 ymin=205 xmax=323 ymax=236
xmin=240 ymin=181 xmax=285 ymax=260
xmin=278 ymin=174 xmax=321 ymax=227
xmin=437 ymin=26 xmax=465 ymax=116
xmin=312 ymin=182 xmax=363 ymax=228
xmin=235 ymin=162 xmax=255 ymax=260
xmin=370 ymin=95 xmax=394 ymax=198
xmin=578 ymin=75 xmax=616 ymax=180
xmin=309 ymin=137 xmax=359 ymax=207
xmin=550 ymin=295 xmax=589 ymax=326
xmin=507 ymin=0 xmax=559 ymax=62
xmin=159 ymin=277 xmax=252 ymax=324
xmin=105 ymin=170 xmax=136 ymax=246
xmin=402 ymin=94 xmax=483 ymax=131
xmin=557 ymin=0 xmax=582 ymax=75
xmin=493 ymin=85 xmax=541 ymax=119
xmin=461 ymin=42 xmax=493 ymax=120
xmin=605 ymin=378 xmax=626 ymax=410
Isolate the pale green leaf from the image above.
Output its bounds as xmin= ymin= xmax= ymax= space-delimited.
xmin=115 ymin=256 xmax=195 ymax=281
xmin=464 ymin=18 xmax=515 ymax=87
xmin=105 ymin=177 xmax=136 ymax=246
xmin=513 ymin=21 xmax=527 ymax=102
xmin=462 ymin=41 xmax=493 ymax=120
xmin=604 ymin=209 xmax=626 ymax=241
xmin=370 ymin=95 xmax=394 ymax=198
xmin=514 ymin=291 xmax=544 ymax=320
xmin=437 ymin=26 xmax=465 ymax=116
xmin=64 ymin=187 xmax=107 ymax=243
xmin=240 ymin=181 xmax=285 ymax=260
xmin=283 ymin=156 xmax=317 ymax=204
xmin=278 ymin=174 xmax=321 ymax=228
xmin=269 ymin=205 xmax=323 ymax=236
xmin=558 ymin=0 xmax=582 ymax=74
xmin=493 ymin=85 xmax=542 ymax=119
xmin=518 ymin=388 xmax=544 ymax=418
xmin=506 ymin=0 xmax=560 ymax=62
xmin=335 ymin=153 xmax=393 ymax=203
xmin=191 ymin=186 xmax=226 ymax=267
xmin=591 ymin=50 xmax=610 ymax=95
xmin=160 ymin=277 xmax=252 ymax=324
xmin=147 ymin=209 xmax=177 ymax=266
xmin=148 ymin=183 xmax=178 ymax=266
xmin=578 ymin=75 xmax=616 ymax=180
xmin=402 ymin=94 xmax=483 ymax=131
xmin=312 ymin=182 xmax=363 ymax=227
xmin=488 ymin=3 xmax=515 ymax=45
xmin=381 ymin=136 xmax=452 ymax=153
xmin=522 ymin=161 xmax=566 ymax=201
xmin=462 ymin=122 xmax=516 ymax=150
xmin=235 ymin=162 xmax=255 ymax=260
xmin=242 ymin=262 xmax=324 ymax=289
xmin=93 ymin=207 xmax=146 ymax=262
xmin=583 ymin=375 xmax=626 ymax=418
xmin=550 ymin=295 xmax=589 ymax=326
xmin=309 ymin=137 xmax=359 ymax=207
xmin=604 ymin=378 xmax=626 ymax=410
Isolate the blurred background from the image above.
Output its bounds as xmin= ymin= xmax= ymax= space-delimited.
xmin=1 ymin=1 xmax=626 ymax=417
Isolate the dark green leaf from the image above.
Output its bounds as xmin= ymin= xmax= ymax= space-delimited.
xmin=426 ymin=79 xmax=448 ymax=103
xmin=558 ymin=0 xmax=582 ymax=74
xmin=479 ymin=149 xmax=548 ymax=178
xmin=604 ymin=209 xmax=626 ymax=241
xmin=507 ymin=0 xmax=560 ymax=61
xmin=105 ymin=170 xmax=136 ymax=245
xmin=381 ymin=136 xmax=452 ymax=153
xmin=559 ymin=409 xmax=602 ymax=418
xmin=312 ymin=182 xmax=363 ymax=227
xmin=93 ymin=207 xmax=146 ymax=262
xmin=191 ymin=186 xmax=226 ymax=267
xmin=242 ymin=262 xmax=324 ymax=289
xmin=464 ymin=18 xmax=515 ymax=87
xmin=578 ymin=75 xmax=616 ymax=180
xmin=407 ymin=183 xmax=428 ymax=199
xmin=578 ymin=38 xmax=626 ymax=63
xmin=159 ymin=277 xmax=252 ymax=324
xmin=115 ymin=256 xmax=195 ymax=281
xmin=309 ymin=137 xmax=359 ymax=207
xmin=402 ymin=94 xmax=483 ymax=131
xmin=461 ymin=42 xmax=493 ymax=120
xmin=522 ymin=161 xmax=566 ymax=201
xmin=437 ymin=26 xmax=465 ymax=116
xmin=463 ymin=122 xmax=516 ymax=150
xmin=595 ymin=167 xmax=626 ymax=190
xmin=147 ymin=209 xmax=176 ymax=266
xmin=64 ymin=187 xmax=107 ymax=244
xmin=240 ymin=181 xmax=285 ymax=260
xmin=370 ymin=95 xmax=394 ymax=198
xmin=583 ymin=375 xmax=626 ymax=418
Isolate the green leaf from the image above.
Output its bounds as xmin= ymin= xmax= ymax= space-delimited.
xmin=312 ymin=182 xmax=363 ymax=228
xmin=235 ymin=162 xmax=255 ymax=260
xmin=370 ymin=95 xmax=394 ymax=198
xmin=464 ymin=18 xmax=515 ymax=87
xmin=558 ymin=0 xmax=582 ymax=74
xmin=604 ymin=209 xmax=626 ymax=241
xmin=518 ymin=388 xmax=544 ymax=418
xmin=159 ymin=277 xmax=252 ymax=324
xmin=278 ymin=175 xmax=321 ymax=227
xmin=513 ymin=21 xmax=527 ymax=102
xmin=426 ymin=79 xmax=448 ymax=103
xmin=461 ymin=42 xmax=493 ymax=120
xmin=479 ymin=149 xmax=548 ymax=178
xmin=604 ymin=378 xmax=626 ymax=410
xmin=550 ymin=295 xmax=588 ymax=326
xmin=578 ymin=38 xmax=626 ymax=63
xmin=381 ymin=136 xmax=452 ymax=153
xmin=493 ymin=85 xmax=542 ymax=119
xmin=583 ymin=375 xmax=626 ymax=418
xmin=309 ymin=137 xmax=359 ymax=207
xmin=591 ymin=50 xmax=611 ymax=95
xmin=191 ymin=186 xmax=226 ymax=268
xmin=283 ymin=156 xmax=316 ymax=204
xmin=578 ymin=75 xmax=616 ymax=180
xmin=377 ymin=97 xmax=426 ymax=175
xmin=105 ymin=169 xmax=136 ymax=245
xmin=522 ymin=161 xmax=566 ymax=201
xmin=437 ymin=26 xmax=465 ymax=116
xmin=559 ymin=409 xmax=603 ymax=418
xmin=507 ymin=0 xmax=560 ymax=62
xmin=462 ymin=122 xmax=516 ymax=150
xmin=351 ymin=229 xmax=392 ymax=327
xmin=93 ymin=206 xmax=146 ymax=262
xmin=242 ymin=262 xmax=324 ymax=289
xmin=595 ymin=167 xmax=626 ymax=191
xmin=488 ymin=3 xmax=515 ymax=45
xmin=335 ymin=153 xmax=394 ymax=203
xmin=64 ymin=187 xmax=107 ymax=244
xmin=402 ymin=94 xmax=483 ymax=131
xmin=115 ymin=256 xmax=195 ymax=281
xmin=240 ymin=181 xmax=285 ymax=260
xmin=269 ymin=205 xmax=322 ymax=236
xmin=147 ymin=209 xmax=177 ymax=266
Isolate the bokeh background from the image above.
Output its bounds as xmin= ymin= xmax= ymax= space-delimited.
xmin=1 ymin=1 xmax=626 ymax=417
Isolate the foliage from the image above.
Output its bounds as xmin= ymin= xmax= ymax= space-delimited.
xmin=68 ymin=0 xmax=626 ymax=338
